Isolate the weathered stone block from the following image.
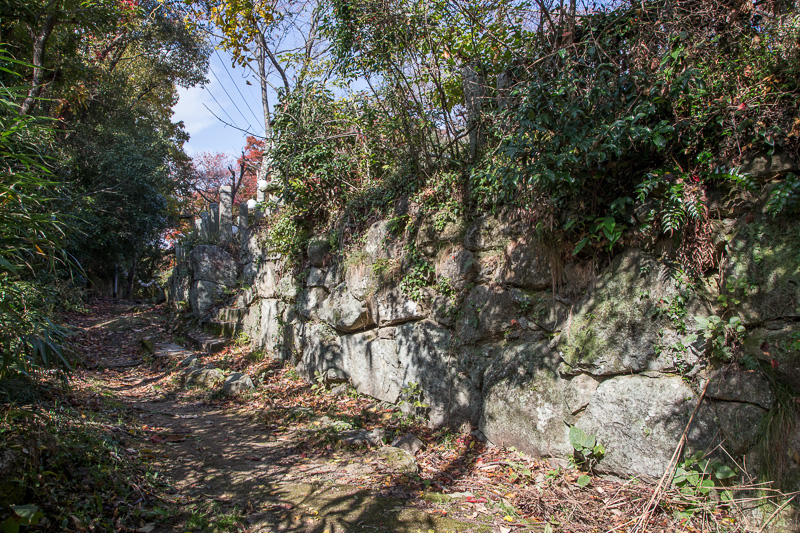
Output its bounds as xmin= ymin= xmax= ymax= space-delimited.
xmin=223 ymin=372 xmax=254 ymax=395
xmin=395 ymin=321 xmax=480 ymax=428
xmin=557 ymin=249 xmax=704 ymax=376
xmin=454 ymin=285 xmax=523 ymax=344
xmin=725 ymin=217 xmax=800 ymax=324
xmin=434 ymin=246 xmax=477 ymax=291
xmin=480 ymin=342 xmax=598 ymax=458
xmin=320 ymin=283 xmax=375 ymax=332
xmin=256 ymin=261 xmax=280 ymax=298
xmin=706 ymin=368 xmax=775 ymax=409
xmin=296 ymin=322 xmax=344 ymax=381
xmin=190 ymin=245 xmax=236 ymax=286
xmin=741 ymin=323 xmax=800 ymax=391
xmin=341 ymin=331 xmax=403 ymax=403
xmin=189 ymin=280 xmax=225 ymax=316
xmin=575 ymin=375 xmax=718 ymax=478
xmin=373 ymin=288 xmax=426 ymax=326
xmin=501 ymin=238 xmax=552 ymax=290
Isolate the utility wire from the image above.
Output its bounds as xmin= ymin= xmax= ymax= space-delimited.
xmin=215 ymin=49 xmax=264 ymax=132
xmin=209 ymin=66 xmax=254 ymax=131
xmin=204 ymin=86 xmax=245 ymax=132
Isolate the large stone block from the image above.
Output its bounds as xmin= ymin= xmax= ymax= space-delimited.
xmin=741 ymin=322 xmax=800 ymax=391
xmin=307 ymin=266 xmax=340 ymax=291
xmin=463 ymin=214 xmax=524 ymax=251
xmin=341 ymin=330 xmax=403 ymax=403
xmin=373 ymin=288 xmax=426 ymax=326
xmin=190 ymin=245 xmax=236 ymax=287
xmin=454 ymin=285 xmax=525 ymax=344
xmin=297 ymin=287 xmax=328 ymax=320
xmin=434 ymin=245 xmax=477 ymax=291
xmin=725 ymin=217 xmax=800 ymax=324
xmin=344 ymin=257 xmax=379 ymax=301
xmin=258 ymin=299 xmax=287 ymax=353
xmin=557 ymin=249 xmax=706 ymax=376
xmin=500 ymin=238 xmax=552 ymax=290
xmin=713 ymin=401 xmax=766 ymax=456
xmin=738 ymin=150 xmax=799 ymax=180
xmin=417 ymin=211 xmax=464 ymax=255
xmin=480 ymin=343 xmax=598 ymax=458
xmin=296 ymin=322 xmax=345 ymax=381
xmin=706 ymin=368 xmax=775 ymax=409
xmin=575 ymin=375 xmax=718 ymax=478
xmin=189 ymin=280 xmax=226 ymax=316
xmin=256 ymin=261 xmax=280 ymax=298
xmin=395 ymin=321 xmax=480 ymax=428
xmin=320 ymin=283 xmax=375 ymax=332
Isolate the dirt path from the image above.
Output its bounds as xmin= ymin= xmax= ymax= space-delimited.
xmin=63 ymin=300 xmax=731 ymax=533
xmin=68 ymin=301 xmax=505 ymax=532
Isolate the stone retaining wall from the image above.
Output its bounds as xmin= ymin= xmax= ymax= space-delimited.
xmin=166 ymin=202 xmax=800 ymax=492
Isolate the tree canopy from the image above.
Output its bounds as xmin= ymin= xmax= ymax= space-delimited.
xmin=0 ymin=0 xmax=210 ymax=376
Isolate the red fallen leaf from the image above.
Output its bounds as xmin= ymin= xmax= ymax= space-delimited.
xmin=465 ymin=497 xmax=487 ymax=504
xmin=771 ymin=359 xmax=779 ymax=369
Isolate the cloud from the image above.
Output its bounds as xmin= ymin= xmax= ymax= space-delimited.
xmin=173 ymin=85 xmax=217 ymax=138
xmin=172 ymin=52 xmax=265 ymax=156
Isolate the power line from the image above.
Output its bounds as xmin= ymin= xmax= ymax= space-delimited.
xmin=215 ymin=49 xmax=264 ymax=132
xmin=209 ymin=66 xmax=254 ymax=131
xmin=204 ymin=87 xmax=245 ymax=131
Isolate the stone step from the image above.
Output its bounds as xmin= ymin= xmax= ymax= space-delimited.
xmin=203 ymin=320 xmax=241 ymax=338
xmin=213 ymin=307 xmax=248 ymax=323
xmin=187 ymin=331 xmax=228 ymax=354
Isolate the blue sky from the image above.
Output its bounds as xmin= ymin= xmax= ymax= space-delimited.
xmin=172 ymin=48 xmax=267 ymax=157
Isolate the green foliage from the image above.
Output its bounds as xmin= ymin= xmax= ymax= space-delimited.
xmin=399 ymin=247 xmax=434 ymax=302
xmin=1 ymin=504 xmax=44 ymax=533
xmin=0 ymin=49 xmax=74 ymax=378
xmin=569 ymin=426 xmax=605 ymax=473
xmin=0 ymin=398 xmax=168 ymax=530
xmin=765 ymin=173 xmax=800 ymax=216
xmin=398 ymin=381 xmax=429 ymax=418
xmin=672 ymin=451 xmax=736 ymax=519
xmin=310 ymin=370 xmax=328 ymax=395
xmin=2 ymin=0 xmax=209 ymax=294
xmin=263 ymin=207 xmax=308 ymax=260
xmin=694 ymin=314 xmax=746 ymax=361
xmin=716 ymin=277 xmax=753 ymax=312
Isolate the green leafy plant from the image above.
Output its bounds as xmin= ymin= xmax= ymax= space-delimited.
xmin=399 ymin=247 xmax=434 ymax=302
xmin=310 ymin=370 xmax=328 ymax=395
xmin=765 ymin=173 xmax=800 ymax=216
xmin=694 ymin=314 xmax=746 ymax=361
xmin=672 ymin=451 xmax=736 ymax=519
xmin=1 ymin=504 xmax=44 ymax=532
xmin=569 ymin=426 xmax=605 ymax=482
xmin=398 ymin=381 xmax=429 ymax=418
xmin=716 ymin=277 xmax=753 ymax=312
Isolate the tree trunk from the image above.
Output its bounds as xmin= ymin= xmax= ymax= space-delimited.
xmin=125 ymin=254 xmax=138 ymax=300
xmin=19 ymin=13 xmax=58 ymax=115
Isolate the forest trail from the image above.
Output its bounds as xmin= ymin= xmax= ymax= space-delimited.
xmin=60 ymin=300 xmax=728 ymax=533
xmin=67 ymin=301 xmax=509 ymax=532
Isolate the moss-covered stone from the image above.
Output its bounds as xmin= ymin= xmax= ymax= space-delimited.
xmin=725 ymin=217 xmax=800 ymax=324
xmin=558 ymin=249 xmax=698 ymax=375
xmin=742 ymin=323 xmax=800 ymax=391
